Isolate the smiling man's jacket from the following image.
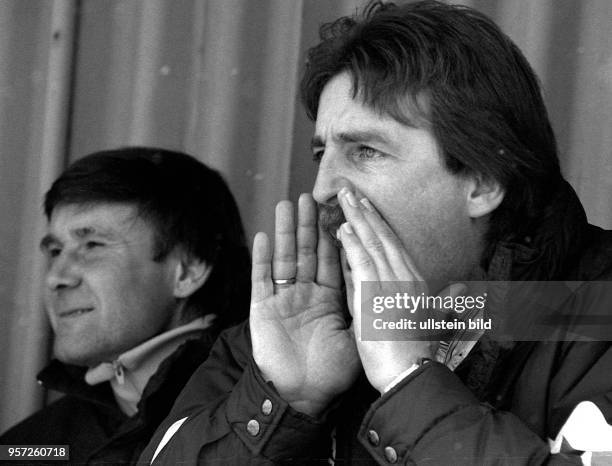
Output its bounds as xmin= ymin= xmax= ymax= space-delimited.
xmin=0 ymin=328 xmax=217 ymax=465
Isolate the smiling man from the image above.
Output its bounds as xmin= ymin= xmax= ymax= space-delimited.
xmin=0 ymin=147 xmax=250 ymax=464
xmin=141 ymin=1 xmax=612 ymax=464
xmin=43 ymin=203 xmax=187 ymax=368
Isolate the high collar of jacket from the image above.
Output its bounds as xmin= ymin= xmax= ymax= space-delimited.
xmin=455 ymin=179 xmax=612 ymax=400
xmin=37 ymin=329 xmax=217 ymax=424
xmin=485 ymin=179 xmax=611 ymax=282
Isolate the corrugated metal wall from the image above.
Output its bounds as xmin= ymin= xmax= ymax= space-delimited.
xmin=0 ymin=0 xmax=77 ymax=430
xmin=1 ymin=0 xmax=611 ymax=432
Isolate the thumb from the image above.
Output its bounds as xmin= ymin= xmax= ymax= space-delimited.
xmin=435 ymin=282 xmax=468 ymax=315
xmin=426 ymin=282 xmax=468 ymax=342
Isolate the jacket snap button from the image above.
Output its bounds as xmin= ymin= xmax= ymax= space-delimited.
xmin=261 ymin=399 xmax=273 ymax=416
xmin=367 ymin=429 xmax=380 ymax=446
xmin=246 ymin=419 xmax=260 ymax=436
xmin=384 ymin=446 xmax=398 ymax=463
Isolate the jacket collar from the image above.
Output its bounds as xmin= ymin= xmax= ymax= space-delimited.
xmin=37 ymin=329 xmax=217 ymax=423
xmin=458 ymin=179 xmax=612 ymax=401
xmin=486 ymin=179 xmax=592 ymax=282
xmin=84 ymin=317 xmax=215 ymax=416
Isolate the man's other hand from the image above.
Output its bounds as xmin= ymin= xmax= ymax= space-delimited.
xmin=337 ymin=187 xmax=465 ymax=393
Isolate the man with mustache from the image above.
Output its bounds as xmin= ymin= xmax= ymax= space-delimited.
xmin=142 ymin=1 xmax=612 ymax=464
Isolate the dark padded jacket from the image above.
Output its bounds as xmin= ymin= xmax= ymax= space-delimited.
xmin=0 ymin=332 xmax=217 ymax=465
xmin=140 ymin=185 xmax=612 ymax=465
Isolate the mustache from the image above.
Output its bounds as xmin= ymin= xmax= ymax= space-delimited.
xmin=318 ymin=204 xmax=345 ymax=246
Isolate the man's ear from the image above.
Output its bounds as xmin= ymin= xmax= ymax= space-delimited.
xmin=172 ymin=254 xmax=212 ymax=299
xmin=466 ymin=176 xmax=505 ymax=218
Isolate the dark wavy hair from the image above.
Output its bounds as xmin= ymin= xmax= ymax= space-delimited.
xmin=301 ymin=0 xmax=564 ymax=263
xmin=44 ymin=147 xmax=250 ymax=328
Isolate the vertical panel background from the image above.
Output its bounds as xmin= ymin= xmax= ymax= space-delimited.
xmin=0 ymin=0 xmax=76 ymax=431
xmin=1 ymin=0 xmax=611 ymax=432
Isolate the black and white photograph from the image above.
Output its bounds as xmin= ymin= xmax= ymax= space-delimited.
xmin=0 ymin=0 xmax=611 ymax=464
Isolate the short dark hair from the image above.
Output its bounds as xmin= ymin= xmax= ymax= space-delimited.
xmin=44 ymin=147 xmax=250 ymax=328
xmin=301 ymin=0 xmax=563 ymax=262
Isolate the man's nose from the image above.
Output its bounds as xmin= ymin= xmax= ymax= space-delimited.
xmin=45 ymin=253 xmax=81 ymax=291
xmin=312 ymin=151 xmax=353 ymax=205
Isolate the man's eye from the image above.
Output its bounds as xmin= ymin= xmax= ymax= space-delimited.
xmin=354 ymin=146 xmax=384 ymax=159
xmin=48 ymin=247 xmax=62 ymax=258
xmin=312 ymin=151 xmax=324 ymax=163
xmin=84 ymin=241 xmax=104 ymax=250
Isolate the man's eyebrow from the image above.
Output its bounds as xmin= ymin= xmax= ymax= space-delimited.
xmin=311 ymin=130 xmax=393 ymax=151
xmin=39 ymin=227 xmax=119 ymax=251
xmin=336 ymin=130 xmax=391 ymax=146
xmin=72 ymin=226 xmax=116 ymax=240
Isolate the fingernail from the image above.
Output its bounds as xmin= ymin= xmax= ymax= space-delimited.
xmin=452 ymin=283 xmax=468 ymax=295
xmin=345 ymin=190 xmax=358 ymax=207
xmin=360 ymin=197 xmax=375 ymax=212
xmin=342 ymin=222 xmax=354 ymax=235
